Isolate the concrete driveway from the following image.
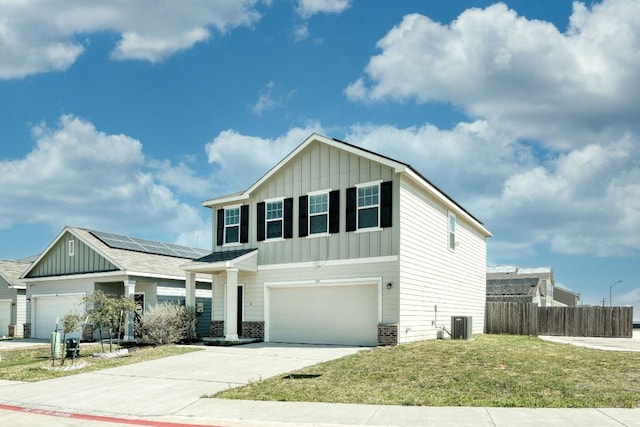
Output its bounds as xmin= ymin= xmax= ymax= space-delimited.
xmin=0 ymin=342 xmax=363 ymax=418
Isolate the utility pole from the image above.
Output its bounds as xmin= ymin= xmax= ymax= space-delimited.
xmin=609 ymin=280 xmax=623 ymax=307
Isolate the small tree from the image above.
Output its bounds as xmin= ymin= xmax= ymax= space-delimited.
xmin=60 ymin=312 xmax=82 ymax=366
xmin=84 ymin=291 xmax=136 ymax=352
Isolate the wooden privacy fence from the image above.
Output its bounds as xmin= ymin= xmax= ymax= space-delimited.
xmin=486 ymin=302 xmax=634 ymax=337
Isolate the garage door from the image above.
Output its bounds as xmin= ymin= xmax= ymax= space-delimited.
xmin=33 ymin=294 xmax=86 ymax=339
xmin=0 ymin=300 xmax=11 ymax=337
xmin=268 ymin=284 xmax=378 ymax=346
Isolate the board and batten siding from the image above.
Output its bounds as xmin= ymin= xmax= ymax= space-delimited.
xmin=210 ymin=141 xmax=398 ymax=266
xmin=210 ymin=259 xmax=400 ymax=324
xmin=27 ymin=232 xmax=118 ymax=278
xmin=398 ymin=176 xmax=488 ymax=343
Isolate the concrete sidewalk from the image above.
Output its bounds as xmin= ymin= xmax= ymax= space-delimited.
xmin=540 ymin=329 xmax=640 ymax=352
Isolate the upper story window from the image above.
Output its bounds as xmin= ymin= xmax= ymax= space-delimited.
xmin=266 ymin=199 xmax=284 ymax=239
xmin=357 ymin=183 xmax=380 ymax=229
xmin=346 ymin=181 xmax=392 ymax=232
xmin=309 ymin=192 xmax=329 ymax=235
xmin=225 ymin=207 xmax=241 ymax=244
xmin=68 ymin=239 xmax=75 ymax=257
xmin=216 ymin=205 xmax=249 ymax=246
xmin=257 ymin=198 xmax=293 ymax=242
xmin=448 ymin=212 xmax=456 ymax=251
xmin=299 ymin=190 xmax=339 ymax=237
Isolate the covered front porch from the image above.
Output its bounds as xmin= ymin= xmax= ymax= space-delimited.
xmin=182 ymin=249 xmax=258 ymax=342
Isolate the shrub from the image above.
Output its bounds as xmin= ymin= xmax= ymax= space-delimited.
xmin=136 ymin=302 xmax=196 ymax=345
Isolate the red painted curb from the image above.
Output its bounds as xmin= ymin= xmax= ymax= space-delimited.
xmin=0 ymin=403 xmax=222 ymax=427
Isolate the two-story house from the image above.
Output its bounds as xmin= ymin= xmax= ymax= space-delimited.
xmin=182 ymin=134 xmax=492 ymax=346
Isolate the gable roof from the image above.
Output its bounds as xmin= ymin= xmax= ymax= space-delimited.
xmin=487 ymin=277 xmax=541 ymax=297
xmin=22 ymin=226 xmax=211 ymax=281
xmin=0 ymin=260 xmax=31 ymax=289
xmin=203 ymin=133 xmax=491 ymax=237
xmin=487 ymin=265 xmax=554 ymax=285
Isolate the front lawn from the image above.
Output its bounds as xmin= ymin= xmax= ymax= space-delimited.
xmin=0 ymin=342 xmax=201 ymax=382
xmin=214 ymin=335 xmax=640 ymax=408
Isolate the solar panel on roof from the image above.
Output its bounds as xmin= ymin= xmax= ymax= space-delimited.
xmin=90 ymin=230 xmax=207 ymax=259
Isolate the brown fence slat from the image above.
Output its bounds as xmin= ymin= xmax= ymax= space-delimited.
xmin=485 ymin=302 xmax=633 ymax=337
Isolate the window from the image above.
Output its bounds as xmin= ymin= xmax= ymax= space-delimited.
xmin=357 ymin=184 xmax=379 ymax=229
xmin=448 ymin=212 xmax=456 ymax=250
xmin=299 ymin=191 xmax=338 ymax=237
xmin=68 ymin=239 xmax=75 ymax=257
xmin=217 ymin=205 xmax=248 ymax=246
xmin=224 ymin=207 xmax=240 ymax=244
xmin=266 ymin=200 xmax=283 ymax=239
xmin=309 ymin=192 xmax=329 ymax=235
xmin=346 ymin=181 xmax=391 ymax=232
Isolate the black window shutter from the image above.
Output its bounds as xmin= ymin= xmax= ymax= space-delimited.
xmin=256 ymin=202 xmax=265 ymax=241
xmin=299 ymin=195 xmax=308 ymax=237
xmin=240 ymin=205 xmax=249 ymax=243
xmin=346 ymin=187 xmax=357 ymax=232
xmin=216 ymin=209 xmax=224 ymax=246
xmin=381 ymin=181 xmax=393 ymax=228
xmin=284 ymin=198 xmax=293 ymax=239
xmin=329 ymin=190 xmax=340 ymax=234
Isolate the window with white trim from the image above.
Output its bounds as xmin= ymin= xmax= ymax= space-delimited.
xmin=266 ymin=200 xmax=283 ymax=239
xmin=224 ymin=207 xmax=240 ymax=244
xmin=448 ymin=212 xmax=456 ymax=250
xmin=357 ymin=183 xmax=379 ymax=229
xmin=309 ymin=192 xmax=329 ymax=235
xmin=68 ymin=239 xmax=75 ymax=257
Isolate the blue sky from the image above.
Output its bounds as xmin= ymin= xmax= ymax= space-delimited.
xmin=1 ymin=0 xmax=639 ymax=314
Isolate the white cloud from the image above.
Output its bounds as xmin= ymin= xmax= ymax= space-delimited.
xmin=251 ymin=81 xmax=283 ymax=115
xmin=296 ymin=0 xmax=351 ymax=19
xmin=0 ymin=115 xmax=206 ymax=239
xmin=148 ymin=159 xmax=214 ymax=199
xmin=294 ymin=23 xmax=310 ymax=41
xmin=346 ymin=0 xmax=640 ymax=149
xmin=477 ymin=133 xmax=640 ymax=258
xmin=0 ymin=0 xmax=262 ymax=78
xmin=204 ymin=124 xmax=324 ymax=193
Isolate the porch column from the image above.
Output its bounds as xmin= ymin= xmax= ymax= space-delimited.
xmin=123 ymin=280 xmax=136 ymax=341
xmin=224 ymin=268 xmax=239 ymax=341
xmin=185 ymin=272 xmax=196 ymax=308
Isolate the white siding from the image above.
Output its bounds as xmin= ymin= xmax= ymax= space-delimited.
xmin=398 ymin=176 xmax=488 ymax=343
xmin=210 ymin=258 xmax=399 ymax=325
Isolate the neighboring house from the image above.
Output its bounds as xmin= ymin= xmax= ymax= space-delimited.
xmin=21 ymin=227 xmax=212 ymax=340
xmin=182 ymin=133 xmax=492 ymax=346
xmin=486 ymin=265 xmax=580 ymax=307
xmin=0 ymin=260 xmax=31 ymax=337
xmin=552 ymin=286 xmax=581 ymax=307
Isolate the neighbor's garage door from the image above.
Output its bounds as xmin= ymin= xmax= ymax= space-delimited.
xmin=33 ymin=294 xmax=85 ymax=339
xmin=0 ymin=300 xmax=11 ymax=337
xmin=268 ymin=284 xmax=378 ymax=346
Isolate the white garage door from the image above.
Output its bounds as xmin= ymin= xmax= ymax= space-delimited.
xmin=0 ymin=300 xmax=11 ymax=337
xmin=268 ymin=284 xmax=378 ymax=346
xmin=33 ymin=294 xmax=85 ymax=339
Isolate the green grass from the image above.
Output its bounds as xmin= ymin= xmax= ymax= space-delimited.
xmin=0 ymin=343 xmax=201 ymax=382
xmin=214 ymin=335 xmax=640 ymax=408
